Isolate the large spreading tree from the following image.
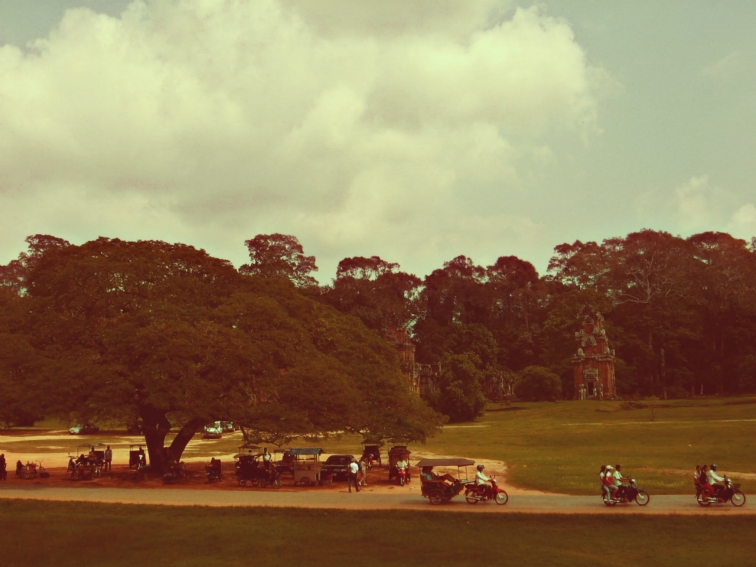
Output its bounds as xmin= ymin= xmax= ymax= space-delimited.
xmin=2 ymin=237 xmax=443 ymax=470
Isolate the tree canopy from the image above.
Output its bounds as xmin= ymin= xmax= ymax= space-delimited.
xmin=0 ymin=237 xmax=443 ymax=469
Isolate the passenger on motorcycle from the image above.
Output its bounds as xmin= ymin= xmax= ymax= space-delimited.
xmin=698 ymin=465 xmax=713 ymax=499
xmin=707 ymin=464 xmax=725 ymax=497
xmin=604 ymin=465 xmax=620 ymax=500
xmin=475 ymin=464 xmax=492 ymax=498
xmin=599 ymin=465 xmax=611 ymax=500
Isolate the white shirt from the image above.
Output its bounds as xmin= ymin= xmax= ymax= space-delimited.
xmin=396 ymin=460 xmax=407 ymax=470
xmin=348 ymin=461 xmax=359 ymax=474
xmin=475 ymin=470 xmax=490 ymax=485
xmin=707 ymin=469 xmax=724 ymax=484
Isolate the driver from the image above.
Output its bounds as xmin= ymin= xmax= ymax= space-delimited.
xmin=475 ymin=464 xmax=491 ymax=497
xmin=707 ymin=464 xmax=726 ymax=497
xmin=614 ymin=464 xmax=628 ymax=500
xmin=421 ymin=466 xmax=455 ymax=487
xmin=396 ymin=456 xmax=408 ymax=472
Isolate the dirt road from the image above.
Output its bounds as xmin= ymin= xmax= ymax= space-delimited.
xmin=0 ymin=484 xmax=751 ymax=515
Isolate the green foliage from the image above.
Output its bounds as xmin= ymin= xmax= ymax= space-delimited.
xmin=428 ymin=353 xmax=487 ymax=422
xmin=515 ymin=366 xmax=562 ymax=401
xmin=0 ymin=237 xmax=442 ymax=468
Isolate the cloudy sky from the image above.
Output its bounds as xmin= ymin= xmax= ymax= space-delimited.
xmin=1 ymin=0 xmax=754 ymax=281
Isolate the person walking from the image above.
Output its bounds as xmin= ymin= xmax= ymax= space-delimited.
xmin=348 ymin=459 xmax=360 ymax=493
xmin=359 ymin=457 xmax=368 ymax=487
xmin=104 ymin=446 xmax=112 ymax=472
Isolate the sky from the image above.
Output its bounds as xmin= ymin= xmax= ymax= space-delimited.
xmin=1 ymin=0 xmax=755 ymax=282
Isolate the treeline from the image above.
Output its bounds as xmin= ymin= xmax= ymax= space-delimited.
xmin=232 ymin=230 xmax=756 ymax=406
xmin=313 ymin=230 xmax=756 ymax=405
xmin=0 ymin=230 xmax=756 ymax=437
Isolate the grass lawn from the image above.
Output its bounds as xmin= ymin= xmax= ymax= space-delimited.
xmin=0 ymin=499 xmax=753 ymax=567
xmin=309 ymin=397 xmax=756 ymax=496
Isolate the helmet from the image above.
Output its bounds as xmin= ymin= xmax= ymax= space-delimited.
xmin=711 ymin=464 xmax=718 ymax=471
xmin=477 ymin=464 xmax=485 ymax=471
xmin=606 ymin=465 xmax=613 ymax=470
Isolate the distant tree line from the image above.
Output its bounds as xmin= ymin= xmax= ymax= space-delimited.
xmin=2 ymin=229 xmax=756 ymax=446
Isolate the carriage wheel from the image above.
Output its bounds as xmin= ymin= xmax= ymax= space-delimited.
xmin=428 ymin=490 xmax=445 ymax=505
xmin=272 ymin=477 xmax=282 ymax=489
xmin=251 ymin=478 xmax=260 ymax=487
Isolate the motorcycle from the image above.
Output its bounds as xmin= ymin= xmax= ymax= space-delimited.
xmin=397 ymin=467 xmax=409 ymax=486
xmin=696 ymin=477 xmax=746 ymax=507
xmin=465 ymin=477 xmax=508 ymax=505
xmin=206 ymin=465 xmax=222 ymax=483
xmin=602 ymin=478 xmax=649 ymax=506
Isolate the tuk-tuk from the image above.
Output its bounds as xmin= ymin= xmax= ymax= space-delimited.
xmin=361 ymin=443 xmax=382 ymax=468
xmin=234 ymin=446 xmax=281 ymax=488
xmin=388 ymin=445 xmax=411 ymax=483
xmin=129 ymin=445 xmax=147 ymax=469
xmin=416 ymin=458 xmax=475 ymax=505
xmin=289 ymin=448 xmax=324 ymax=486
xmin=68 ymin=445 xmax=102 ymax=481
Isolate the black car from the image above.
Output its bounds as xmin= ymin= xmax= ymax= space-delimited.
xmin=321 ymin=454 xmax=355 ymax=481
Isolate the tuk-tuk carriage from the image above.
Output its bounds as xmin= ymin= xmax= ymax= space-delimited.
xmin=17 ymin=461 xmax=43 ymax=480
xmin=67 ymin=445 xmax=103 ymax=481
xmin=129 ymin=445 xmax=147 ymax=469
xmin=289 ymin=448 xmax=324 ymax=486
xmin=235 ymin=455 xmax=282 ymax=488
xmin=388 ymin=445 xmax=411 ymax=484
xmin=416 ymin=458 xmax=475 ymax=505
xmin=274 ymin=449 xmax=295 ymax=478
xmin=234 ymin=446 xmax=281 ymax=488
xmin=361 ymin=443 xmax=382 ymax=468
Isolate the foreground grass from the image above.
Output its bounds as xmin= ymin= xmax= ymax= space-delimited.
xmin=0 ymin=499 xmax=753 ymax=567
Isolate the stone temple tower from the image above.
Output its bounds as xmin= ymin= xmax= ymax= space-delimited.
xmin=572 ymin=305 xmax=616 ymax=400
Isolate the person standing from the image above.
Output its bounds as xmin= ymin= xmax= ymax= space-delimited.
xmin=104 ymin=446 xmax=112 ymax=472
xmin=0 ymin=454 xmax=6 ymax=480
xmin=348 ymin=459 xmax=360 ymax=493
xmin=359 ymin=457 xmax=368 ymax=487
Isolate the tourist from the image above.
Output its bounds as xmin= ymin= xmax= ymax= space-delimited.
xmin=359 ymin=457 xmax=368 ymax=487
xmin=348 ymin=458 xmax=360 ymax=493
xmin=104 ymin=445 xmax=112 ymax=472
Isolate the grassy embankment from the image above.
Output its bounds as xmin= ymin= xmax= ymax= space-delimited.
xmin=1 ymin=499 xmax=754 ymax=567
xmin=3 ymin=398 xmax=755 ymax=495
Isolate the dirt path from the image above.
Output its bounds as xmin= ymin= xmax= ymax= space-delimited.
xmin=0 ymin=484 xmax=751 ymax=515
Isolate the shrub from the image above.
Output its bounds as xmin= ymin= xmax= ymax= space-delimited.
xmin=515 ymin=366 xmax=562 ymax=402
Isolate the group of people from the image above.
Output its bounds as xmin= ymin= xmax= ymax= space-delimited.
xmin=347 ymin=457 xmax=369 ymax=493
xmin=694 ymin=464 xmax=726 ymax=499
xmin=599 ymin=464 xmax=630 ymax=501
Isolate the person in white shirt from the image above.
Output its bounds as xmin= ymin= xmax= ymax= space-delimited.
xmin=475 ymin=464 xmax=491 ymax=498
xmin=707 ymin=464 xmax=725 ymax=497
xmin=348 ymin=459 xmax=360 ymax=493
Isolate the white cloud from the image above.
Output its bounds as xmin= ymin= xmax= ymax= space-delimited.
xmin=0 ymin=0 xmax=603 ymax=276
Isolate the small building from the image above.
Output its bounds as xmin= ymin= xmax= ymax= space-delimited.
xmin=572 ymin=306 xmax=616 ymax=400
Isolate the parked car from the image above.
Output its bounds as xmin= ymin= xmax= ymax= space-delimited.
xmin=321 ymin=454 xmax=355 ymax=481
xmin=220 ymin=421 xmax=235 ymax=433
xmin=203 ymin=424 xmax=223 ymax=439
xmin=69 ymin=424 xmax=100 ymax=435
xmin=126 ymin=421 xmax=143 ymax=435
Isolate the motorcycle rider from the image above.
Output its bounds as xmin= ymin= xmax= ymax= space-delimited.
xmin=614 ymin=464 xmax=628 ymax=501
xmin=707 ymin=464 xmax=726 ymax=498
xmin=475 ymin=464 xmax=492 ymax=498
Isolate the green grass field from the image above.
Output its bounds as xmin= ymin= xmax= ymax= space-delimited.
xmin=288 ymin=397 xmax=756 ymax=495
xmin=0 ymin=499 xmax=753 ymax=567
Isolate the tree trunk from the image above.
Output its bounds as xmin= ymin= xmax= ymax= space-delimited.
xmin=168 ymin=417 xmax=205 ymax=461
xmin=140 ymin=406 xmax=172 ymax=474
